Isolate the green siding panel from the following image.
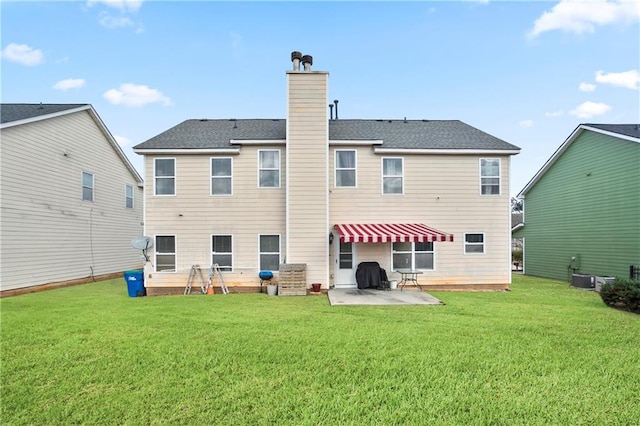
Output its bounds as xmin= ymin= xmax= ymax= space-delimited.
xmin=520 ymin=130 xmax=640 ymax=282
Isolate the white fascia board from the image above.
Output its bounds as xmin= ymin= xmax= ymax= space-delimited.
xmin=0 ymin=104 xmax=144 ymax=184
xmin=0 ymin=104 xmax=91 ymax=129
xmin=133 ymin=148 xmax=241 ymax=155
xmin=517 ymin=125 xmax=585 ymax=197
xmin=511 ymin=223 xmax=524 ymax=233
xmin=580 ymin=125 xmax=640 ymax=144
xmin=86 ymin=106 xmax=144 ymax=184
xmin=518 ymin=124 xmax=640 ymax=198
xmin=329 ymin=139 xmax=384 ymax=146
xmin=373 ymin=148 xmax=521 ymax=155
xmin=230 ymin=139 xmax=286 ymax=145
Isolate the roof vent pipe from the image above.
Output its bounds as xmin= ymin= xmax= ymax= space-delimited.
xmin=329 ymin=104 xmax=334 ymax=120
xmin=301 ymin=55 xmax=313 ymax=71
xmin=334 ymin=99 xmax=339 ymax=120
xmin=291 ymin=51 xmax=302 ymax=71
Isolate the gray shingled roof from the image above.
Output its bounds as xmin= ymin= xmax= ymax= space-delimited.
xmin=584 ymin=123 xmax=640 ymax=140
xmin=1 ymin=103 xmax=88 ymax=124
xmin=134 ymin=118 xmax=520 ymax=151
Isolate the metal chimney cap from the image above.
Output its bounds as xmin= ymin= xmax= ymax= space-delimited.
xmin=291 ymin=51 xmax=302 ymax=61
xmin=301 ymin=55 xmax=313 ymax=66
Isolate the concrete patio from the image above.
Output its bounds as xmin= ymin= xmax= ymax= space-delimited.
xmin=327 ymin=288 xmax=445 ymax=306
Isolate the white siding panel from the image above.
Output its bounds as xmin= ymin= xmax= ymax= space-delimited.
xmin=286 ymin=72 xmax=329 ymax=286
xmin=143 ymin=147 xmax=286 ymax=288
xmin=329 ymin=149 xmax=512 ymax=286
xmin=1 ymin=111 xmax=144 ymax=290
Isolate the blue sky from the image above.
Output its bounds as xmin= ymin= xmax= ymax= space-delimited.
xmin=2 ymin=0 xmax=638 ymax=196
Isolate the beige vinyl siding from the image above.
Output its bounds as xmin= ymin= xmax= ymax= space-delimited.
xmin=143 ymin=147 xmax=286 ymax=288
xmin=0 ymin=111 xmax=143 ymax=291
xmin=285 ymin=71 xmax=329 ymax=286
xmin=329 ymin=148 xmax=512 ymax=286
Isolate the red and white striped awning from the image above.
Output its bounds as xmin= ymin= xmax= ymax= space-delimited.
xmin=334 ymin=223 xmax=454 ymax=243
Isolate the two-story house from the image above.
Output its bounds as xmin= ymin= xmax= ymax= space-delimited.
xmin=513 ymin=124 xmax=640 ymax=282
xmin=133 ymin=52 xmax=520 ymax=295
xmin=1 ymin=104 xmax=144 ymax=295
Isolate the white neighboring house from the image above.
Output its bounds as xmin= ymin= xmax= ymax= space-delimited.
xmin=0 ymin=104 xmax=144 ymax=294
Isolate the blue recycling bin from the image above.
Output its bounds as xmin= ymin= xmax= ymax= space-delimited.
xmin=123 ymin=269 xmax=146 ymax=297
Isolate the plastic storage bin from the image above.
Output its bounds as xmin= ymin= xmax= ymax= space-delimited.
xmin=123 ymin=269 xmax=146 ymax=297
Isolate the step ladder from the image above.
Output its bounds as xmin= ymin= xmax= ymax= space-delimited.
xmin=184 ymin=265 xmax=208 ymax=295
xmin=210 ymin=263 xmax=229 ymax=294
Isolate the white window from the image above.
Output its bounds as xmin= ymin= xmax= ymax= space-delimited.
xmin=212 ymin=235 xmax=233 ymax=271
xmin=155 ymin=158 xmax=175 ymax=196
xmin=211 ymin=157 xmax=232 ymax=195
xmin=339 ymin=241 xmax=353 ymax=269
xmin=259 ymin=235 xmax=280 ymax=271
xmin=335 ymin=150 xmax=356 ymax=188
xmin=382 ymin=157 xmax=403 ymax=194
xmin=259 ymin=150 xmax=280 ymax=188
xmin=82 ymin=172 xmax=94 ymax=202
xmin=464 ymin=233 xmax=485 ymax=254
xmin=392 ymin=242 xmax=434 ymax=270
xmin=125 ymin=184 xmax=134 ymax=209
xmin=155 ymin=235 xmax=176 ymax=272
xmin=480 ymin=158 xmax=500 ymax=195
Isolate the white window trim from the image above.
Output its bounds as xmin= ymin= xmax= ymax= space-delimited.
xmin=334 ymin=149 xmax=357 ymax=188
xmin=210 ymin=157 xmax=233 ymax=196
xmin=82 ymin=171 xmax=94 ymax=202
xmin=154 ymin=157 xmax=176 ymax=196
xmin=155 ymin=234 xmax=177 ymax=273
xmin=125 ymin=184 xmax=134 ymax=209
xmin=211 ymin=234 xmax=233 ymax=272
xmin=258 ymin=234 xmax=281 ymax=272
xmin=464 ymin=232 xmax=486 ymax=255
xmin=391 ymin=242 xmax=435 ymax=271
xmin=258 ymin=149 xmax=281 ymax=189
xmin=479 ymin=158 xmax=501 ymax=196
xmin=382 ymin=157 xmax=404 ymax=195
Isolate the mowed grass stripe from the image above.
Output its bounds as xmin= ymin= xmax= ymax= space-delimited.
xmin=1 ymin=275 xmax=639 ymax=424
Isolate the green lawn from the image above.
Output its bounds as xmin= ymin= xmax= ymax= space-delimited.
xmin=2 ymin=275 xmax=639 ymax=425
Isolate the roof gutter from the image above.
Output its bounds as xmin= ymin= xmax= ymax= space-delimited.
xmin=133 ymin=148 xmax=241 ymax=155
xmin=229 ymin=139 xmax=285 ymax=145
xmin=373 ymin=148 xmax=521 ymax=155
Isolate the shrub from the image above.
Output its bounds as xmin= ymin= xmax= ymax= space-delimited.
xmin=600 ymin=277 xmax=640 ymax=314
xmin=512 ymin=249 xmax=523 ymax=264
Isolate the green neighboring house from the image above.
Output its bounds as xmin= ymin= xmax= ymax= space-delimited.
xmin=513 ymin=124 xmax=640 ymax=282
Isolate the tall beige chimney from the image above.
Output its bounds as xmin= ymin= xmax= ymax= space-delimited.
xmin=285 ymin=51 xmax=329 ymax=288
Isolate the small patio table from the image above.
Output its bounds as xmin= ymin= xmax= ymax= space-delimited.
xmin=395 ymin=269 xmax=423 ymax=291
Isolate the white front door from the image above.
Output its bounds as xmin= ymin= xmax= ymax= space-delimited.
xmin=334 ymin=239 xmax=357 ymax=288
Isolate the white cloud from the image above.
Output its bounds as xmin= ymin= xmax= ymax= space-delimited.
xmin=87 ymin=0 xmax=143 ymax=13
xmin=519 ymin=120 xmax=534 ymax=128
xmin=0 ymin=43 xmax=44 ymax=66
xmin=99 ymin=13 xmax=134 ymax=29
xmin=595 ymin=69 xmax=640 ymax=89
xmin=528 ymin=0 xmax=640 ymax=38
xmin=114 ymin=135 xmax=131 ymax=146
xmin=53 ymin=78 xmax=86 ymax=90
xmin=579 ymin=82 xmax=596 ymax=92
xmin=88 ymin=1 xmax=143 ymax=32
xmin=569 ymin=101 xmax=611 ymax=118
xmin=103 ymin=83 xmax=171 ymax=107
xmin=545 ymin=110 xmax=564 ymax=117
